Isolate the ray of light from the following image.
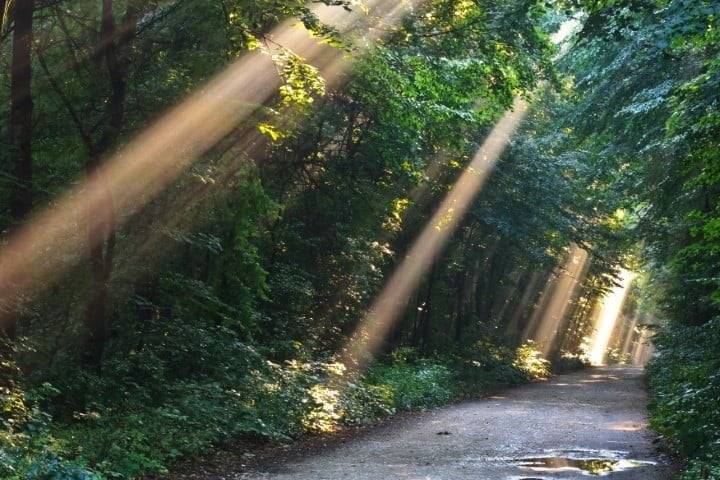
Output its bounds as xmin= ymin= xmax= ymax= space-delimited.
xmin=620 ymin=310 xmax=640 ymax=356
xmin=340 ymin=98 xmax=529 ymax=371
xmin=0 ymin=0 xmax=413 ymax=330
xmin=632 ymin=327 xmax=653 ymax=366
xmin=588 ymin=269 xmax=635 ymax=366
xmin=521 ymin=244 xmax=589 ymax=356
xmin=505 ymin=271 xmax=542 ymax=337
xmin=521 ymin=271 xmax=558 ymax=342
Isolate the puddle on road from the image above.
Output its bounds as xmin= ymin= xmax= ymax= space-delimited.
xmin=511 ymin=449 xmax=656 ymax=477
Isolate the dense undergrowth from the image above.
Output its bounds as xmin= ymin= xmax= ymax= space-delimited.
xmin=1 ymin=339 xmax=555 ymax=479
xmin=647 ymin=319 xmax=720 ymax=479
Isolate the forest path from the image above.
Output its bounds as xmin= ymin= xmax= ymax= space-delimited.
xmin=239 ymin=367 xmax=674 ymax=479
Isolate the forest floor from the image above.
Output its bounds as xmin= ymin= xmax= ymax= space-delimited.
xmin=160 ymin=366 xmax=677 ymax=480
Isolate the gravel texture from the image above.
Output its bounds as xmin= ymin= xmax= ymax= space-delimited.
xmin=239 ymin=366 xmax=675 ymax=479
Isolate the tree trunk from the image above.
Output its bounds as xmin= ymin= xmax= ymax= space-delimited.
xmin=3 ymin=0 xmax=34 ymax=341
xmin=450 ymin=227 xmax=473 ymax=343
xmin=418 ymin=263 xmax=436 ymax=353
xmin=505 ymin=270 xmax=540 ymax=337
xmin=474 ymin=239 xmax=499 ymax=323
xmin=495 ymin=268 xmax=525 ymax=329
xmin=518 ymin=268 xmax=554 ymax=340
xmin=9 ymin=0 xmax=33 ymax=224
xmin=83 ymin=0 xmax=139 ymax=367
xmin=453 ymin=267 xmax=468 ymax=342
xmin=486 ymin=249 xmax=511 ymax=322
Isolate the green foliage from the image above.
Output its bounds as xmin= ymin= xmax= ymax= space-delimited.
xmin=38 ymin=346 xmax=551 ymax=478
xmin=513 ymin=341 xmax=551 ymax=379
xmin=0 ymin=0 xmax=652 ymax=478
xmin=604 ymin=348 xmax=630 ymax=365
xmin=647 ymin=318 xmax=720 ymax=479
xmin=366 ymin=362 xmax=454 ymax=411
xmin=552 ymin=352 xmax=591 ymax=373
xmin=0 ymin=382 xmax=100 ymax=480
xmin=551 ymin=2 xmax=720 ymax=476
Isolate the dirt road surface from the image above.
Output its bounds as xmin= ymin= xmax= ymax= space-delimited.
xmin=240 ymin=367 xmax=674 ymax=479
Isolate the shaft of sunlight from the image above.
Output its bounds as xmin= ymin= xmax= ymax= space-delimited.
xmin=341 ymin=98 xmax=529 ymax=372
xmin=505 ymin=271 xmax=541 ymax=336
xmin=551 ymin=18 xmax=582 ymax=58
xmin=533 ymin=245 xmax=589 ymax=356
xmin=0 ymin=0 xmax=412 ymax=329
xmin=521 ymin=245 xmax=588 ymax=356
xmin=620 ymin=311 xmax=640 ymax=356
xmin=632 ymin=328 xmax=654 ymax=366
xmin=589 ymin=269 xmax=635 ymax=366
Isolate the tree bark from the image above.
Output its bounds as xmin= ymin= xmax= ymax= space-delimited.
xmin=453 ymin=267 xmax=468 ymax=342
xmin=452 ymin=228 xmax=474 ymax=343
xmin=474 ymin=239 xmax=499 ymax=323
xmin=9 ymin=0 xmax=33 ymax=224
xmin=505 ymin=270 xmax=540 ymax=337
xmin=83 ymin=0 xmax=139 ymax=367
xmin=4 ymin=0 xmax=34 ymax=341
xmin=418 ymin=263 xmax=436 ymax=353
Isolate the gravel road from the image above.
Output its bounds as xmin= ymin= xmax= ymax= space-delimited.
xmin=241 ymin=366 xmax=674 ymax=479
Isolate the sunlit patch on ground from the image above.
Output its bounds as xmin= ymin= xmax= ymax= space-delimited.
xmin=607 ymin=421 xmax=646 ymax=432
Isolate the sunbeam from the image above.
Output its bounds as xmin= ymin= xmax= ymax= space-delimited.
xmin=632 ymin=327 xmax=653 ymax=367
xmin=588 ymin=269 xmax=635 ymax=366
xmin=341 ymin=98 xmax=529 ymax=371
xmin=0 ymin=0 xmax=413 ymax=330
xmin=521 ymin=244 xmax=589 ymax=356
xmin=620 ymin=311 xmax=640 ymax=357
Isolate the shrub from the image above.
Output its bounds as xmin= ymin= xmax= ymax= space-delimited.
xmin=605 ymin=348 xmax=631 ymax=365
xmin=365 ymin=362 xmax=454 ymax=411
xmin=26 ymin=334 xmax=546 ymax=478
xmin=647 ymin=318 xmax=720 ymax=479
xmin=552 ymin=351 xmax=590 ymax=373
xmin=1 ymin=382 xmax=99 ymax=480
xmin=513 ymin=341 xmax=551 ymax=379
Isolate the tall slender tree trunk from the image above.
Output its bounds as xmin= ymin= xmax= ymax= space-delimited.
xmin=3 ymin=0 xmax=34 ymax=341
xmin=505 ymin=270 xmax=540 ymax=337
xmin=518 ymin=268 xmax=554 ymax=340
xmin=418 ymin=263 xmax=436 ymax=353
xmin=9 ymin=0 xmax=33 ymax=224
xmin=1 ymin=0 xmax=34 ymax=392
xmin=83 ymin=0 xmax=138 ymax=366
xmin=474 ymin=239 xmax=499 ymax=323
xmin=453 ymin=267 xmax=468 ymax=342
xmin=495 ymin=268 xmax=525 ymax=328
xmin=450 ymin=227 xmax=473 ymax=343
